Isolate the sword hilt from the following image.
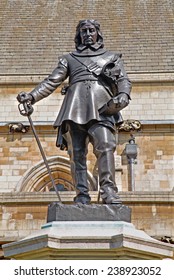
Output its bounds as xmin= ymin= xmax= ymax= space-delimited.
xmin=18 ymin=101 xmax=34 ymax=116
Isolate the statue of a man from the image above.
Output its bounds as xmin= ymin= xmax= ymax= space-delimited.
xmin=17 ymin=19 xmax=132 ymax=204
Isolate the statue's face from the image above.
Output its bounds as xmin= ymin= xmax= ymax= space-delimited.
xmin=80 ymin=23 xmax=97 ymax=46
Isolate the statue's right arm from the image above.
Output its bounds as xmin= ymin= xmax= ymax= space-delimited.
xmin=17 ymin=57 xmax=68 ymax=104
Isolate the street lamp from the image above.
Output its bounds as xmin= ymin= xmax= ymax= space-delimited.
xmin=125 ymin=137 xmax=137 ymax=191
xmin=118 ymin=119 xmax=141 ymax=191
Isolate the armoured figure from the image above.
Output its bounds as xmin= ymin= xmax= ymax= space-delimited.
xmin=17 ymin=19 xmax=132 ymax=204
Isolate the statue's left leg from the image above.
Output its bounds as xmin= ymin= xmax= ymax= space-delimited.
xmin=88 ymin=123 xmax=122 ymax=204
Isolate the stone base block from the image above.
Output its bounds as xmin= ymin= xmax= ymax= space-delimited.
xmin=47 ymin=202 xmax=131 ymax=222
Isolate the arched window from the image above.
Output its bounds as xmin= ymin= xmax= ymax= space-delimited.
xmin=15 ymin=156 xmax=97 ymax=192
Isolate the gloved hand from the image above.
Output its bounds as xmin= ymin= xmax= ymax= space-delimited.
xmin=112 ymin=93 xmax=129 ymax=110
xmin=98 ymin=93 xmax=130 ymax=115
xmin=16 ymin=92 xmax=33 ymax=104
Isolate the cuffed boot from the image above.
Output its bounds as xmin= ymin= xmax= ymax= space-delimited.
xmin=88 ymin=123 xmax=122 ymax=204
xmin=73 ymin=169 xmax=91 ymax=204
xmin=64 ymin=122 xmax=91 ymax=204
xmin=97 ymin=150 xmax=122 ymax=204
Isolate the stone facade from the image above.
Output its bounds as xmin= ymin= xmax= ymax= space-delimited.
xmin=0 ymin=77 xmax=173 ymax=193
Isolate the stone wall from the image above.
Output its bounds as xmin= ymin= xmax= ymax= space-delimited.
xmin=0 ymin=121 xmax=174 ymax=193
xmin=0 ymin=74 xmax=174 ymax=124
xmin=0 ymin=76 xmax=173 ymax=192
xmin=0 ymin=192 xmax=173 ymax=244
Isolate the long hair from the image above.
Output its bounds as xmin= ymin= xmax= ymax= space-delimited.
xmin=74 ymin=19 xmax=104 ymax=49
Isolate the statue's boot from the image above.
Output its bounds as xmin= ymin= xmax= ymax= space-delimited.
xmin=73 ymin=169 xmax=91 ymax=204
xmin=70 ymin=155 xmax=91 ymax=204
xmin=88 ymin=124 xmax=122 ymax=204
xmin=64 ymin=122 xmax=91 ymax=204
xmin=98 ymin=150 xmax=122 ymax=204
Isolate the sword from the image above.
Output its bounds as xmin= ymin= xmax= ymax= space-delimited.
xmin=18 ymin=100 xmax=62 ymax=202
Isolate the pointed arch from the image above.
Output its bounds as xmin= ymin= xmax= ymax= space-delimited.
xmin=15 ymin=156 xmax=97 ymax=192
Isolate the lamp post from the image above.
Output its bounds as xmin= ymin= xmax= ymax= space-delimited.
xmin=125 ymin=137 xmax=137 ymax=191
xmin=118 ymin=119 xmax=141 ymax=192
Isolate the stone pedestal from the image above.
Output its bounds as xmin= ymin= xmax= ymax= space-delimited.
xmin=2 ymin=203 xmax=174 ymax=260
xmin=47 ymin=202 xmax=131 ymax=222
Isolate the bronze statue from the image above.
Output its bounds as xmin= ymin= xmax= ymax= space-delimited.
xmin=17 ymin=19 xmax=132 ymax=204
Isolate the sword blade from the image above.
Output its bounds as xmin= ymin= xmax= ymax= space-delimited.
xmin=22 ymin=102 xmax=62 ymax=202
